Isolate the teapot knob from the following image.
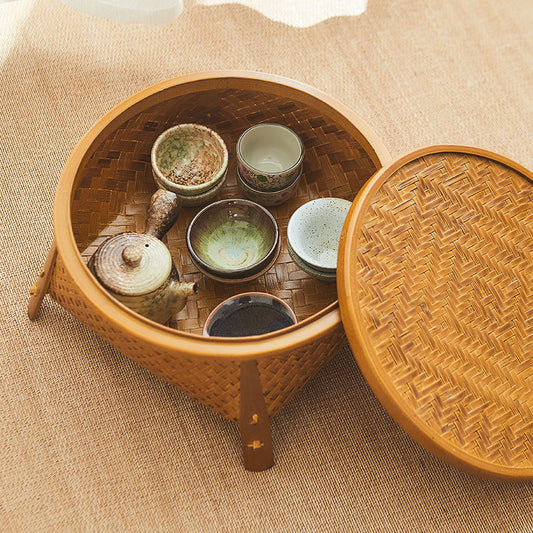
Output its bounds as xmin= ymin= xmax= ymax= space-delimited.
xmin=122 ymin=245 xmax=144 ymax=267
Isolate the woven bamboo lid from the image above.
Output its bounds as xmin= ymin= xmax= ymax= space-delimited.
xmin=338 ymin=145 xmax=533 ymax=480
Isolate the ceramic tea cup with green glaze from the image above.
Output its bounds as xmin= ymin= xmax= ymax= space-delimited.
xmin=151 ymin=123 xmax=228 ymax=206
xmin=186 ymin=198 xmax=280 ymax=283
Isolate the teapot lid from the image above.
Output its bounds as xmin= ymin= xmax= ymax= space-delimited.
xmin=92 ymin=232 xmax=172 ymax=296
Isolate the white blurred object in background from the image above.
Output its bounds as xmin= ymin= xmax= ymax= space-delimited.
xmin=0 ymin=0 xmax=367 ymax=28
xmin=197 ymin=0 xmax=367 ymax=27
xmin=0 ymin=0 xmax=34 ymax=62
xmin=58 ymin=0 xmax=184 ymax=25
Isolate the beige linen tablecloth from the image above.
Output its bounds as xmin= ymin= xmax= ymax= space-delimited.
xmin=1 ymin=0 xmax=532 ymax=531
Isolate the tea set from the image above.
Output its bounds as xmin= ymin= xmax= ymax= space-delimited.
xmin=89 ymin=122 xmax=351 ymax=335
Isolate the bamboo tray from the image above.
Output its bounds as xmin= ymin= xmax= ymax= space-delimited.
xmin=28 ymin=71 xmax=390 ymax=471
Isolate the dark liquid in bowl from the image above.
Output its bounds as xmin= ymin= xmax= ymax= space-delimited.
xmin=208 ymin=304 xmax=294 ymax=337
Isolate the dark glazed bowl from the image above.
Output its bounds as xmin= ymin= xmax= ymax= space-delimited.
xmin=203 ymin=292 xmax=297 ymax=337
xmin=186 ymin=198 xmax=280 ymax=282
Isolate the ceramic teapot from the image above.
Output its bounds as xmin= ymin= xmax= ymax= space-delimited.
xmin=88 ymin=189 xmax=197 ymax=325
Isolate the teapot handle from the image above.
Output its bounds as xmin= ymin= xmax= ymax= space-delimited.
xmin=145 ymin=189 xmax=181 ymax=240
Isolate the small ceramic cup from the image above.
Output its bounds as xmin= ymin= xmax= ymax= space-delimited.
xmin=186 ymin=198 xmax=280 ymax=282
xmin=287 ymin=197 xmax=352 ymax=272
xmin=287 ymin=241 xmax=336 ymax=283
xmin=151 ymin=123 xmax=228 ymax=206
xmin=237 ymin=167 xmax=301 ymax=207
xmin=237 ymin=123 xmax=304 ymax=191
xmin=203 ymin=292 xmax=297 ymax=337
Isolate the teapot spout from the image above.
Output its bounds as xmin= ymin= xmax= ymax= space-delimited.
xmin=170 ymin=280 xmax=198 ymax=314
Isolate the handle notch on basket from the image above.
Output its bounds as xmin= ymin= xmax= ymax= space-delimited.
xmin=239 ymin=360 xmax=274 ymax=471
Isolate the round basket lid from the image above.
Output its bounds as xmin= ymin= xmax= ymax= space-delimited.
xmin=92 ymin=232 xmax=172 ymax=296
xmin=338 ymin=145 xmax=533 ymax=480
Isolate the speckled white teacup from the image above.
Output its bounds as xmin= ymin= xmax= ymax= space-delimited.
xmin=287 ymin=197 xmax=352 ymax=272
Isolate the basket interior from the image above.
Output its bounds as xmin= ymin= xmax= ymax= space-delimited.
xmin=71 ymin=86 xmax=379 ymax=334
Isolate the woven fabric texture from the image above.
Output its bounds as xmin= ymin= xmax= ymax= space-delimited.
xmin=1 ymin=0 xmax=532 ymax=531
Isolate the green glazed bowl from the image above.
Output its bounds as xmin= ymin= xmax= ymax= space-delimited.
xmin=186 ymin=199 xmax=280 ymax=282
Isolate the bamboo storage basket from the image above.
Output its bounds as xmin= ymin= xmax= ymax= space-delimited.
xmin=28 ymin=71 xmax=390 ymax=471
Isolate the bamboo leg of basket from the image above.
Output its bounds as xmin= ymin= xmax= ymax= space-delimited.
xmin=239 ymin=359 xmax=274 ymax=472
xmin=28 ymin=240 xmax=58 ymax=320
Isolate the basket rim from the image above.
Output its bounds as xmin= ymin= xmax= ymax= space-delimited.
xmin=338 ymin=144 xmax=533 ymax=480
xmin=53 ymin=70 xmax=391 ymax=361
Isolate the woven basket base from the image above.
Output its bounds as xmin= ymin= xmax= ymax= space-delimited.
xmin=49 ymin=255 xmax=347 ymax=421
xmin=47 ymin=81 xmax=379 ymax=422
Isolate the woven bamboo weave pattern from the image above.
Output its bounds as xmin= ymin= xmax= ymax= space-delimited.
xmin=49 ymin=254 xmax=345 ymax=420
xmin=71 ymin=88 xmax=377 ymax=332
xmin=356 ymin=152 xmax=533 ymax=468
xmin=257 ymin=328 xmax=347 ymax=416
xmin=49 ymin=255 xmax=240 ymax=419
